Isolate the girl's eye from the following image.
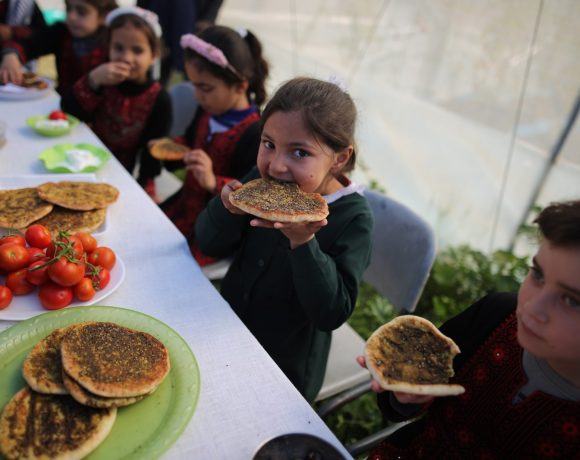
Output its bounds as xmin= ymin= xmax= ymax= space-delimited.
xmin=529 ymin=266 xmax=543 ymax=283
xmin=292 ymin=149 xmax=309 ymax=159
xmin=563 ymin=295 xmax=580 ymax=309
xmin=262 ymin=140 xmax=274 ymax=150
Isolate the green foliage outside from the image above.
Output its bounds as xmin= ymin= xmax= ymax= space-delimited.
xmin=320 ymin=244 xmax=531 ymax=454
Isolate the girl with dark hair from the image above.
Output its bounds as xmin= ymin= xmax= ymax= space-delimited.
xmin=153 ymin=25 xmax=270 ymax=266
xmin=0 ymin=0 xmax=117 ymax=95
xmin=61 ymin=6 xmax=171 ymax=189
xmin=360 ymin=200 xmax=580 ymax=459
xmin=196 ymin=77 xmax=374 ymax=401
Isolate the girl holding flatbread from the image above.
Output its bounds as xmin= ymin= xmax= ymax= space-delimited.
xmin=360 ymin=200 xmax=580 ymax=459
xmin=196 ymin=77 xmax=374 ymax=401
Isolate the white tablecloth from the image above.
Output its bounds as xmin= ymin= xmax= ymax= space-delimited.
xmin=0 ymin=92 xmax=352 ymax=459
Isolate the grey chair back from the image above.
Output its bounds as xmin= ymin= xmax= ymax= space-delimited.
xmin=169 ymin=82 xmax=198 ymax=137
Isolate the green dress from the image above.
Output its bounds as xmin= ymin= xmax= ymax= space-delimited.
xmin=196 ymin=169 xmax=374 ymax=401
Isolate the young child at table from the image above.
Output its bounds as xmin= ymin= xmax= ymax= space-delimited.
xmin=153 ymin=25 xmax=269 ymax=265
xmin=0 ymin=0 xmax=117 ymax=95
xmin=61 ymin=6 xmax=170 ymax=191
xmin=358 ymin=199 xmax=580 ymax=459
xmin=195 ymin=77 xmax=374 ymax=401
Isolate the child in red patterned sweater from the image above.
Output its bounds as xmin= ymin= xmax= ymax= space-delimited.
xmin=61 ymin=6 xmax=171 ymax=195
xmin=146 ymin=25 xmax=269 ymax=266
xmin=359 ymin=200 xmax=580 ymax=459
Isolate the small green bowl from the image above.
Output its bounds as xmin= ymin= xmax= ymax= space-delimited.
xmin=39 ymin=143 xmax=111 ymax=173
xmin=27 ymin=114 xmax=80 ymax=137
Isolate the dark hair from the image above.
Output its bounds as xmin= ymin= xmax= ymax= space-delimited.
xmin=261 ymin=77 xmax=358 ymax=173
xmin=183 ymin=25 xmax=269 ymax=106
xmin=75 ymin=0 xmax=118 ymax=16
xmin=106 ymin=13 xmax=161 ymax=55
xmin=534 ymin=200 xmax=580 ymax=247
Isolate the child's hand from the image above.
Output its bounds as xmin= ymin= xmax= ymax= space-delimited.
xmin=185 ymin=149 xmax=216 ymax=193
xmin=0 ymin=53 xmax=23 ymax=85
xmin=221 ymin=180 xmax=246 ymax=215
xmin=88 ymin=62 xmax=131 ymax=89
xmin=356 ymin=355 xmax=436 ymax=404
xmin=250 ymin=218 xmax=327 ymax=249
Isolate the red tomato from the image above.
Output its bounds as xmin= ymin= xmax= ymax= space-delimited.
xmin=26 ymin=258 xmax=51 ymax=285
xmin=48 ymin=110 xmax=67 ymax=121
xmin=27 ymin=246 xmax=46 ymax=262
xmin=25 ymin=224 xmax=52 ymax=249
xmin=6 ymin=269 xmax=35 ymax=295
xmin=48 ymin=256 xmax=85 ymax=287
xmin=47 ymin=235 xmax=84 ymax=259
xmin=38 ymin=282 xmax=73 ymax=310
xmin=87 ymin=247 xmax=116 ymax=270
xmin=0 ymin=286 xmax=12 ymax=309
xmin=89 ymin=266 xmax=110 ymax=290
xmin=0 ymin=243 xmax=31 ymax=272
xmin=74 ymin=277 xmax=96 ymax=301
xmin=75 ymin=232 xmax=97 ymax=253
xmin=0 ymin=234 xmax=26 ymax=247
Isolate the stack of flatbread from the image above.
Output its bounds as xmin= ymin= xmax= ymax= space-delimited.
xmin=0 ymin=181 xmax=119 ymax=238
xmin=364 ymin=315 xmax=465 ymax=396
xmin=0 ymin=322 xmax=170 ymax=460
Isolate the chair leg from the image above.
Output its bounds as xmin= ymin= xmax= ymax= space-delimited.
xmin=317 ymin=380 xmax=372 ymax=419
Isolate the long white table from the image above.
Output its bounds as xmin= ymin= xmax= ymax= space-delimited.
xmin=0 ymin=91 xmax=352 ymax=459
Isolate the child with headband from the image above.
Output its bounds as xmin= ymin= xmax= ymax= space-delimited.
xmin=61 ymin=6 xmax=171 ymax=191
xmin=151 ymin=25 xmax=269 ymax=265
xmin=196 ymin=77 xmax=374 ymax=401
xmin=0 ymin=0 xmax=117 ymax=95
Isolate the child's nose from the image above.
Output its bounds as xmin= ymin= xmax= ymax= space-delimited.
xmin=524 ymin=291 xmax=550 ymax=324
xmin=269 ymin=153 xmax=287 ymax=173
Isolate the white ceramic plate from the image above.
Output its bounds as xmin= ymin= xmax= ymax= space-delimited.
xmin=0 ymin=78 xmax=53 ymax=101
xmin=0 ymin=255 xmax=125 ymax=321
xmin=0 ymin=173 xmax=109 ymax=237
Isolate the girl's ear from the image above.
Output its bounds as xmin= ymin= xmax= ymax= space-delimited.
xmin=332 ymin=146 xmax=354 ymax=173
xmin=235 ymin=79 xmax=249 ymax=94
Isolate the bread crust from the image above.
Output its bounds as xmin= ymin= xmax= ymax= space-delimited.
xmin=26 ymin=206 xmax=106 ymax=238
xmin=37 ymin=181 xmax=119 ymax=211
xmin=61 ymin=322 xmax=170 ymax=398
xmin=364 ymin=315 xmax=465 ymax=396
xmin=229 ymin=178 xmax=329 ymax=223
xmin=0 ymin=387 xmax=116 ymax=460
xmin=150 ymin=138 xmax=190 ymax=161
xmin=0 ymin=187 xmax=53 ymax=229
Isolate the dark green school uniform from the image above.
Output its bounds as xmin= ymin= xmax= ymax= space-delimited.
xmin=196 ymin=169 xmax=373 ymax=401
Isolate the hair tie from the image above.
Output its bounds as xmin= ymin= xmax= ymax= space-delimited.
xmin=236 ymin=27 xmax=248 ymax=38
xmin=106 ymin=6 xmax=162 ymax=38
xmin=180 ymin=33 xmax=245 ymax=80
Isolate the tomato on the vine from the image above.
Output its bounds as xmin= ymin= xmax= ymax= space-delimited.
xmin=47 ymin=234 xmax=84 ymax=259
xmin=74 ymin=278 xmax=96 ymax=301
xmin=0 ymin=243 xmax=31 ymax=272
xmin=48 ymin=256 xmax=85 ymax=287
xmin=26 ymin=258 xmax=51 ymax=286
xmin=6 ymin=269 xmax=35 ymax=295
xmin=27 ymin=246 xmax=46 ymax=261
xmin=25 ymin=224 xmax=52 ymax=249
xmin=89 ymin=266 xmax=110 ymax=290
xmin=87 ymin=247 xmax=116 ymax=270
xmin=0 ymin=234 xmax=26 ymax=247
xmin=75 ymin=232 xmax=97 ymax=253
xmin=0 ymin=286 xmax=12 ymax=309
xmin=38 ymin=282 xmax=73 ymax=310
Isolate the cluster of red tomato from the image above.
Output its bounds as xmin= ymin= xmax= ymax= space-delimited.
xmin=0 ymin=224 xmax=116 ymax=310
xmin=48 ymin=110 xmax=68 ymax=121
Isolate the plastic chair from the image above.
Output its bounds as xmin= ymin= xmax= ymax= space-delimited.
xmin=316 ymin=189 xmax=436 ymax=456
xmin=168 ymin=81 xmax=197 ymax=137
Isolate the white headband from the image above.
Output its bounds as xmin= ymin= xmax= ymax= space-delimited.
xmin=106 ymin=6 xmax=162 ymax=38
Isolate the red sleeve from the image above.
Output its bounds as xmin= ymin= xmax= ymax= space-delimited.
xmin=2 ymin=39 xmax=26 ymax=62
xmin=10 ymin=26 xmax=34 ymax=40
xmin=72 ymin=74 xmax=104 ymax=112
xmin=214 ymin=176 xmax=233 ymax=195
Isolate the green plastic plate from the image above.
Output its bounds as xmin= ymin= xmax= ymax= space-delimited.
xmin=27 ymin=114 xmax=80 ymax=137
xmin=39 ymin=143 xmax=111 ymax=173
xmin=0 ymin=306 xmax=200 ymax=460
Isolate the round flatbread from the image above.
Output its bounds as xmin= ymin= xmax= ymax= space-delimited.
xmin=37 ymin=181 xmax=119 ymax=211
xmin=61 ymin=322 xmax=171 ymax=398
xmin=62 ymin=371 xmax=147 ymax=408
xmin=0 ymin=187 xmax=53 ymax=229
xmin=364 ymin=315 xmax=465 ymax=396
xmin=150 ymin=138 xmax=190 ymax=161
xmin=27 ymin=206 xmax=106 ymax=238
xmin=22 ymin=327 xmax=70 ymax=395
xmin=0 ymin=387 xmax=116 ymax=460
xmin=229 ymin=178 xmax=329 ymax=223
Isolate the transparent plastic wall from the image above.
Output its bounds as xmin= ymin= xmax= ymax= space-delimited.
xmin=220 ymin=0 xmax=580 ymax=254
